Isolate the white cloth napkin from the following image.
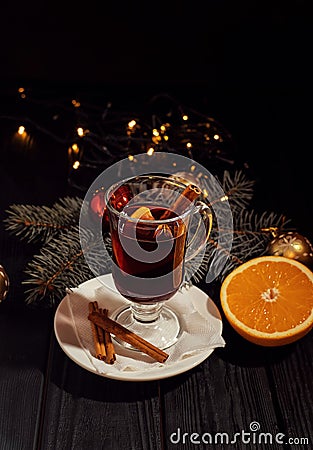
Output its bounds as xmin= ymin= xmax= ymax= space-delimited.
xmin=67 ymin=278 xmax=225 ymax=374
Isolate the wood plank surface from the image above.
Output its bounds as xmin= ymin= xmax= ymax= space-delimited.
xmin=39 ymin=337 xmax=162 ymax=450
xmin=267 ymin=333 xmax=313 ymax=448
xmin=0 ymin=309 xmax=53 ymax=450
xmin=0 ymin=226 xmax=54 ymax=450
xmin=160 ymin=299 xmax=313 ymax=450
xmin=160 ymin=342 xmax=282 ymax=449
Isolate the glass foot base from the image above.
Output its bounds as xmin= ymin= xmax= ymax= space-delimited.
xmin=112 ymin=304 xmax=181 ymax=351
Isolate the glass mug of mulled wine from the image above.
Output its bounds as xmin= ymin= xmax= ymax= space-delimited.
xmin=105 ymin=175 xmax=212 ymax=350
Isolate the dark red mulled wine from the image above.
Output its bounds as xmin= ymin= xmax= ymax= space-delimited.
xmin=109 ymin=204 xmax=187 ymax=304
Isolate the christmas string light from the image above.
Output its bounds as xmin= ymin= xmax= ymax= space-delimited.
xmin=1 ymin=88 xmax=239 ymax=192
xmin=18 ymin=125 xmax=25 ymax=135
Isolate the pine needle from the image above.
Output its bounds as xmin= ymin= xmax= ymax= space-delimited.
xmin=22 ymin=226 xmax=112 ymax=307
xmin=4 ymin=196 xmax=83 ymax=244
xmin=204 ymin=209 xmax=290 ymax=282
xmin=221 ymin=169 xmax=255 ymax=209
xmin=200 ymin=169 xmax=255 ymax=210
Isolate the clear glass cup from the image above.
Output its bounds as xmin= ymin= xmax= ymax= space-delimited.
xmin=105 ymin=175 xmax=212 ymax=350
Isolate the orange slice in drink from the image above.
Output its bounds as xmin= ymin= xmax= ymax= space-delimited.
xmin=220 ymin=256 xmax=313 ymax=346
xmin=130 ymin=206 xmax=154 ymax=220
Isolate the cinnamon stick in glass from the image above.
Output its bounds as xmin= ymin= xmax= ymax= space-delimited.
xmin=88 ymin=311 xmax=169 ymax=363
xmin=160 ymin=183 xmax=202 ymax=220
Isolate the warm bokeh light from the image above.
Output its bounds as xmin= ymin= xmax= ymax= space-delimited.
xmin=128 ymin=120 xmax=136 ymax=129
xmin=71 ymin=143 xmax=79 ymax=153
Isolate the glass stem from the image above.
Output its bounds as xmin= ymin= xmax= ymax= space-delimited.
xmin=131 ymin=302 xmax=163 ymax=323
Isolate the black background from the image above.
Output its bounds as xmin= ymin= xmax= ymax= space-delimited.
xmin=1 ymin=0 xmax=312 ymax=239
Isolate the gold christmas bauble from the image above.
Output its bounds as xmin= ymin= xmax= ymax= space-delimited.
xmin=267 ymin=232 xmax=313 ymax=269
xmin=0 ymin=265 xmax=9 ymax=302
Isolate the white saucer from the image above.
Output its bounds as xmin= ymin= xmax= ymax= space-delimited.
xmin=54 ymin=274 xmax=224 ymax=382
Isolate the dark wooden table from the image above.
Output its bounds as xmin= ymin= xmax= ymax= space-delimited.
xmin=0 ymin=89 xmax=312 ymax=450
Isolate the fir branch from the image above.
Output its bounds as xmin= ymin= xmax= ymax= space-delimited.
xmin=186 ymin=169 xmax=255 ymax=245
xmin=4 ymin=196 xmax=83 ymax=244
xmin=22 ymin=226 xmax=112 ymax=307
xmin=221 ymin=170 xmax=255 ymax=209
xmin=201 ymin=169 xmax=254 ymax=210
xmin=204 ymin=209 xmax=289 ymax=282
xmin=185 ymin=248 xmax=211 ymax=286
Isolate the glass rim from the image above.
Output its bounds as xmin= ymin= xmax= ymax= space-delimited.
xmin=104 ymin=174 xmax=198 ymax=224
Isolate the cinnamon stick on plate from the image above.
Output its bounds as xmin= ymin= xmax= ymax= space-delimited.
xmin=88 ymin=302 xmax=106 ymax=360
xmin=101 ymin=308 xmax=116 ymax=364
xmin=88 ymin=301 xmax=116 ymax=364
xmin=88 ymin=311 xmax=169 ymax=364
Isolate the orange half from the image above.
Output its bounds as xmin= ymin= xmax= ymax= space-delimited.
xmin=220 ymin=256 xmax=313 ymax=346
